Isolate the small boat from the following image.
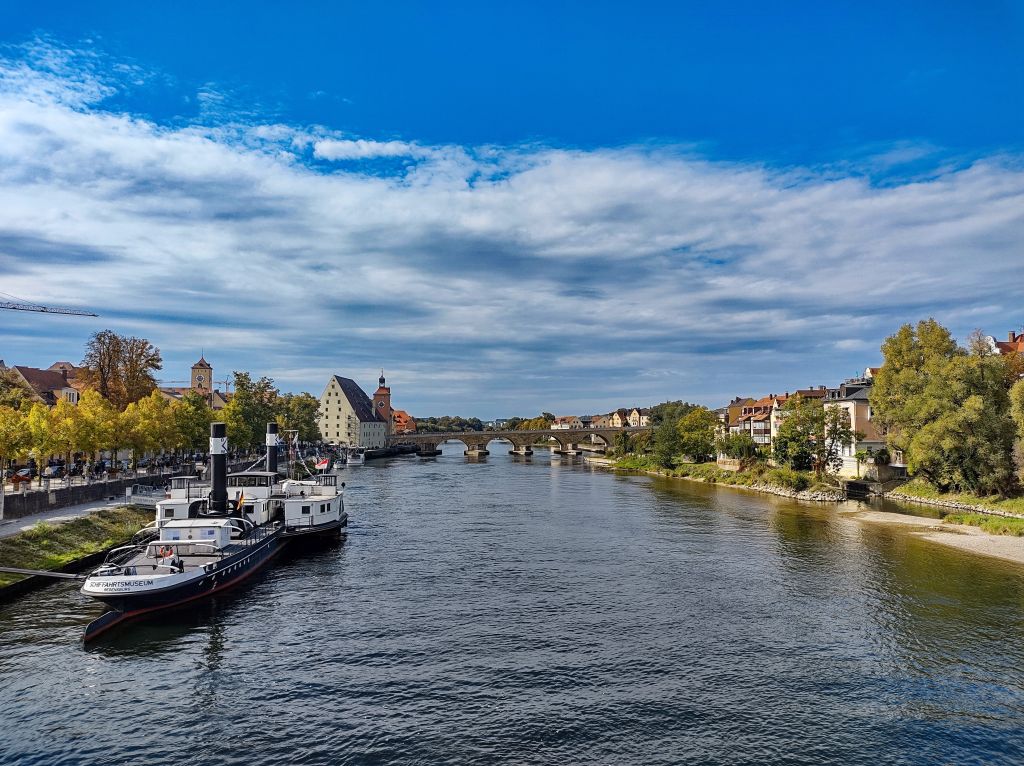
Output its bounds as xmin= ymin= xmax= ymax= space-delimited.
xmin=277 ymin=474 xmax=348 ymax=541
xmin=346 ymin=447 xmax=366 ymax=466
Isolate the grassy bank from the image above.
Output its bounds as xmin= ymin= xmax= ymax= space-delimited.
xmin=0 ymin=506 xmax=152 ymax=587
xmin=942 ymin=512 xmax=1024 ymax=537
xmin=613 ymin=456 xmax=836 ymax=493
xmin=892 ymin=478 xmax=1024 ymax=516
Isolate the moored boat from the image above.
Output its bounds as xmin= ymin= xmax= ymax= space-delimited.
xmin=80 ymin=422 xmax=286 ymax=641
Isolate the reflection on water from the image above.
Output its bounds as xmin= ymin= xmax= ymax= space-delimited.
xmin=2 ymin=442 xmax=1024 ymax=765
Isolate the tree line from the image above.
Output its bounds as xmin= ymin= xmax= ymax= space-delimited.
xmin=0 ymin=330 xmax=322 ymax=484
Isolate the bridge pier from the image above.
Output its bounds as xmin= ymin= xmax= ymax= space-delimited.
xmin=509 ymin=446 xmax=533 ymax=456
xmin=464 ymin=448 xmax=489 ymax=457
xmin=417 ymin=442 xmax=442 ymax=457
xmin=553 ymin=443 xmax=583 ymax=456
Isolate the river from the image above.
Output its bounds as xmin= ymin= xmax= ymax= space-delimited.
xmin=1 ymin=441 xmax=1023 ymax=765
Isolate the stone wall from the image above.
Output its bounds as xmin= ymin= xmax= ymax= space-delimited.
xmin=1 ymin=475 xmax=167 ymax=519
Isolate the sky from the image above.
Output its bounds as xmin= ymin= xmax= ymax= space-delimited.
xmin=0 ymin=2 xmax=1022 ymax=418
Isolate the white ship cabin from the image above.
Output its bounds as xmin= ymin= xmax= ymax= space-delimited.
xmin=279 ymin=475 xmax=344 ymax=529
xmin=227 ymin=471 xmax=279 ymax=499
xmin=158 ymin=518 xmax=236 ymax=552
xmin=155 ymin=476 xmax=211 ymax=528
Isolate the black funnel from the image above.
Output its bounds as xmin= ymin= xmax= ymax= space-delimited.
xmin=266 ymin=422 xmax=279 ymax=475
xmin=209 ymin=422 xmax=228 ymax=513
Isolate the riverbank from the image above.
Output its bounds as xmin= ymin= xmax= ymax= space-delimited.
xmin=0 ymin=506 xmax=151 ymax=589
xmin=591 ymin=457 xmax=846 ymax=502
xmin=886 ymin=478 xmax=1024 ymax=519
xmin=847 ymin=508 xmax=1024 ymax=567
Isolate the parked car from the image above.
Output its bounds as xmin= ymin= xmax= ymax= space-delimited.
xmin=11 ymin=468 xmax=35 ymax=485
xmin=42 ymin=465 xmax=65 ymax=479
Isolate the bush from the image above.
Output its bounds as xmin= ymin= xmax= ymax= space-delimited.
xmin=763 ymin=466 xmax=811 ymax=491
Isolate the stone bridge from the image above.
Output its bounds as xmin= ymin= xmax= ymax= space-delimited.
xmin=388 ymin=427 xmax=650 ymax=456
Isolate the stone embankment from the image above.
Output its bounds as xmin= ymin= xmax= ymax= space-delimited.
xmin=885 ymin=489 xmax=1024 ymax=520
xmin=747 ymin=483 xmax=846 ymax=503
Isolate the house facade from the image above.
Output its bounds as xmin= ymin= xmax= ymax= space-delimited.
xmin=628 ymin=408 xmax=651 ymax=427
xmin=825 ymin=377 xmax=886 ymax=478
xmin=318 ymin=375 xmax=387 ymax=448
xmin=552 ymin=415 xmax=583 ymax=430
xmin=1 ymin=362 xmax=82 ymax=406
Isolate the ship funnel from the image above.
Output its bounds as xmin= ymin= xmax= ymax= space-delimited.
xmin=266 ymin=422 xmax=279 ymax=475
xmin=209 ymin=422 xmax=228 ymax=514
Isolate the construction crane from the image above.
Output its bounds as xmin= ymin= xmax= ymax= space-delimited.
xmin=0 ymin=292 xmax=98 ymax=317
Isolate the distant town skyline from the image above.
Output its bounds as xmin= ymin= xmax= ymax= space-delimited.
xmin=1 ymin=5 xmax=1023 ymax=418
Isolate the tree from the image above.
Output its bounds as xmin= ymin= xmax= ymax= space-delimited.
xmin=773 ymin=395 xmax=855 ymax=478
xmin=277 ymin=393 xmax=321 ymax=443
xmin=223 ymin=372 xmax=279 ymax=450
xmin=76 ymin=389 xmax=116 ymax=475
xmin=716 ymin=432 xmax=759 ymax=461
xmin=517 ymin=415 xmax=552 ymax=431
xmin=24 ymin=403 xmax=57 ymax=486
xmin=0 ymin=405 xmax=26 ymax=519
xmin=0 ymin=368 xmax=35 ymax=409
xmin=79 ymin=330 xmax=162 ymax=410
xmin=125 ymin=391 xmax=176 ymax=465
xmin=652 ymin=418 xmax=682 ymax=468
xmin=614 ymin=430 xmax=632 ymax=455
xmin=872 ymin=321 xmax=1017 ymax=495
xmin=172 ymin=391 xmax=213 ymax=453
xmin=676 ymin=407 xmax=718 ymax=463
xmin=648 ymin=400 xmax=697 ymax=426
xmin=49 ymin=398 xmax=82 ymax=482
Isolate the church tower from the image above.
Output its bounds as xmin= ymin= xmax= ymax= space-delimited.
xmin=191 ymin=356 xmax=212 ymax=392
xmin=373 ymin=370 xmax=393 ymax=435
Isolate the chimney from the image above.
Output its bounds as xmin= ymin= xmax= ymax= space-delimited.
xmin=60 ymin=368 xmax=68 ymax=381
xmin=266 ymin=422 xmax=279 ymax=475
xmin=208 ymin=422 xmax=228 ymax=514
xmin=1012 ymin=331 xmax=1017 ymax=342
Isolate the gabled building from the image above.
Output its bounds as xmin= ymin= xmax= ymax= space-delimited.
xmin=628 ymin=408 xmax=651 ymax=427
xmin=552 ymin=415 xmax=583 ymax=430
xmin=825 ymin=376 xmax=886 ymax=477
xmin=609 ymin=409 xmax=631 ymax=428
xmin=1 ymin=362 xmax=81 ymax=406
xmin=393 ymin=409 xmax=417 ymax=434
xmin=318 ymin=375 xmax=387 ymax=448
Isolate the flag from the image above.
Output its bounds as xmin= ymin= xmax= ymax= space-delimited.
xmin=315 ymin=457 xmax=330 ymax=470
xmin=236 ymin=491 xmax=245 ymax=510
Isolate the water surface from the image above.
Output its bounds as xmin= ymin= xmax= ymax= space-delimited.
xmin=1 ymin=442 xmax=1023 ymax=765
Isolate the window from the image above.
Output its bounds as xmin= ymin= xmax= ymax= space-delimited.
xmin=320 ymin=503 xmax=327 ymax=513
xmin=164 ymin=509 xmax=175 ymax=518
xmin=301 ymin=505 xmax=311 ymax=514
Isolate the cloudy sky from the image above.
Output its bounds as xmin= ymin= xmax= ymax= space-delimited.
xmin=1 ymin=3 xmax=1022 ymax=418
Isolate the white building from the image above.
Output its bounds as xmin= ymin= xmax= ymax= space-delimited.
xmin=318 ymin=375 xmax=387 ymax=448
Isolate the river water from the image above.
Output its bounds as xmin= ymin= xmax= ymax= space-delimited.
xmin=2 ymin=442 xmax=1024 ymax=765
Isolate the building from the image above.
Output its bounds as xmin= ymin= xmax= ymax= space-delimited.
xmin=715 ymin=397 xmax=754 ymax=430
xmin=609 ymin=409 xmax=630 ymax=428
xmin=1 ymin=361 xmax=81 ymax=406
xmin=372 ymin=371 xmax=393 ymax=436
xmin=628 ymin=408 xmax=651 ymax=427
xmin=825 ymin=377 xmax=886 ymax=478
xmin=591 ymin=414 xmax=611 ymax=428
xmin=552 ymin=415 xmax=583 ymax=430
xmin=318 ymin=375 xmax=387 ymax=448
xmin=158 ymin=357 xmax=230 ymax=410
xmin=392 ymin=409 xmax=417 ymax=434
xmin=987 ymin=330 xmax=1024 ymax=355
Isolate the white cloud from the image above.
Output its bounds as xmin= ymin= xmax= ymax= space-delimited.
xmin=1 ymin=43 xmax=1023 ymax=415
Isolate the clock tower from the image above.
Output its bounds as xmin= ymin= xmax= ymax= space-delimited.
xmin=191 ymin=356 xmax=212 ymax=392
xmin=372 ymin=370 xmax=392 ymax=436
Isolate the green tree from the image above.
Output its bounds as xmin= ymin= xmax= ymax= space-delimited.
xmin=773 ymin=395 xmax=855 ymax=478
xmin=49 ymin=398 xmax=81 ymax=481
xmin=223 ymin=372 xmax=279 ymax=451
xmin=676 ymin=406 xmax=718 ymax=463
xmin=76 ymin=389 xmax=115 ymax=474
xmin=649 ymin=400 xmax=697 ymax=426
xmin=277 ymin=392 xmax=321 ymax=443
xmin=652 ymin=418 xmax=682 ymax=468
xmin=172 ymin=391 xmax=214 ymax=453
xmin=24 ymin=403 xmax=58 ymax=486
xmin=614 ymin=430 xmax=633 ymax=456
xmin=0 ymin=405 xmax=26 ymax=518
xmin=872 ymin=321 xmax=1017 ymax=495
xmin=125 ymin=391 xmax=176 ymax=465
xmin=517 ymin=415 xmax=552 ymax=431
xmin=715 ymin=432 xmax=759 ymax=461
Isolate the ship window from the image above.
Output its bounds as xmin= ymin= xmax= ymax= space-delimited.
xmin=320 ymin=503 xmax=326 ymax=513
xmin=301 ymin=505 xmax=311 ymax=514
xmin=164 ymin=509 xmax=175 ymax=517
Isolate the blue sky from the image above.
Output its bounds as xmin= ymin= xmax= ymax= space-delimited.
xmin=0 ymin=3 xmax=1022 ymax=417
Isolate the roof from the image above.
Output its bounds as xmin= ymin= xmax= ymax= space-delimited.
xmin=333 ymin=375 xmax=383 ymax=423
xmin=14 ymin=366 xmax=74 ymax=403
xmin=193 ymin=357 xmax=212 ymax=369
